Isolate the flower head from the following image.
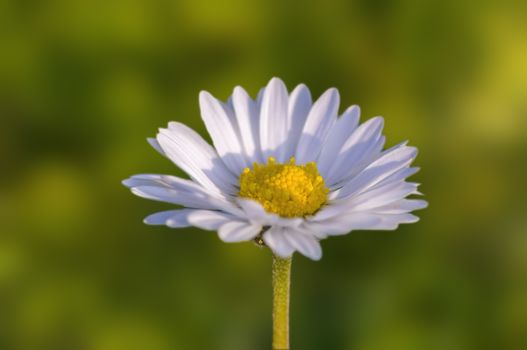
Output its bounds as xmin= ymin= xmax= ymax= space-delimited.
xmin=123 ymin=77 xmax=427 ymax=260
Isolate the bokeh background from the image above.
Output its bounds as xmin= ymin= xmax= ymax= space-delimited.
xmin=1 ymin=0 xmax=526 ymax=349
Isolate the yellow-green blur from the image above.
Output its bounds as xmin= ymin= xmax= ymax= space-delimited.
xmin=1 ymin=0 xmax=526 ymax=349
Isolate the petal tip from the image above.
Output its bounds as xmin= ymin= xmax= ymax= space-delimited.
xmin=349 ymin=104 xmax=361 ymax=115
xmin=143 ymin=217 xmax=157 ymax=225
xmin=311 ymin=252 xmax=322 ymax=261
xmin=198 ymin=90 xmax=214 ymax=104
xmin=269 ymin=76 xmax=284 ymax=83
xmin=233 ymin=85 xmax=248 ymax=97
xmin=267 ymin=77 xmax=287 ymax=90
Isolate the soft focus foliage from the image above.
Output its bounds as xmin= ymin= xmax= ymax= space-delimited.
xmin=1 ymin=0 xmax=526 ymax=349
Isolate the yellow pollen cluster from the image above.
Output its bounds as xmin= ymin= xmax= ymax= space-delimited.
xmin=239 ymin=157 xmax=329 ymax=218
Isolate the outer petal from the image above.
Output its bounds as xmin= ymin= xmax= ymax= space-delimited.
xmin=187 ymin=210 xmax=238 ymax=230
xmin=313 ymin=143 xmax=419 ymax=220
xmin=367 ymin=166 xmax=420 ymax=191
xmin=306 ymin=200 xmax=351 ymax=223
xmin=157 ymin=123 xmax=237 ymax=195
xmin=143 ymin=209 xmax=195 ymax=227
xmin=123 ymin=174 xmax=240 ymax=214
xmin=304 ymin=212 xmax=382 ymax=235
xmin=317 ymin=105 xmax=360 ymax=178
xmin=325 ymin=117 xmax=385 ymax=187
xmin=264 ymin=226 xmax=322 ymax=260
xmin=218 ymin=221 xmax=262 ymax=242
xmin=147 ymin=137 xmax=165 ymax=157
xmin=284 ymin=84 xmax=312 ymax=160
xmin=305 ymin=211 xmax=421 ymax=236
xmin=199 ymin=91 xmax=248 ymax=174
xmin=236 ymin=198 xmax=303 ymax=227
xmin=318 ymin=180 xmax=423 ymax=224
xmin=123 ymin=174 xmax=212 ymax=193
xmin=130 ymin=186 xmax=223 ymax=210
xmin=256 ymin=87 xmax=265 ymax=108
xmin=333 ymin=144 xmax=417 ymax=199
xmin=259 ymin=77 xmax=289 ymax=162
xmin=374 ymin=213 xmax=420 ymax=229
xmin=232 ymin=86 xmax=262 ymax=163
xmin=263 ymin=227 xmax=295 ymax=258
xmin=295 ymin=88 xmax=340 ymax=164
xmin=283 ymin=229 xmax=322 ymax=260
xmin=343 ymin=181 xmax=421 ymax=212
xmin=373 ymin=199 xmax=428 ymax=214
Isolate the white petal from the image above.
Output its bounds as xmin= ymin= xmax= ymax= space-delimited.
xmin=328 ymin=166 xmax=419 ymax=201
xmin=284 ymin=84 xmax=312 ymax=160
xmin=144 ymin=210 xmax=181 ymax=225
xmin=218 ymin=221 xmax=262 ymax=242
xmin=123 ymin=174 xmax=163 ymax=188
xmin=284 ymin=230 xmax=322 ymax=260
xmin=345 ymin=181 xmax=421 ymax=212
xmin=187 ymin=210 xmax=238 ymax=230
xmin=375 ymin=213 xmax=420 ymax=229
xmin=123 ymin=174 xmax=242 ymax=215
xmin=166 ymin=214 xmax=196 ymax=227
xmin=325 ymin=117 xmax=384 ymax=186
xmin=131 ymin=186 xmax=225 ymax=209
xmin=147 ymin=137 xmax=165 ymax=156
xmin=157 ymin=123 xmax=237 ymax=195
xmin=334 ymin=144 xmax=417 ymax=199
xmin=256 ymin=87 xmax=265 ymax=108
xmin=232 ymin=86 xmax=262 ymax=162
xmin=199 ymin=91 xmax=248 ymax=174
xmin=143 ymin=209 xmax=194 ymax=227
xmin=369 ymin=166 xmax=420 ymax=190
xmin=263 ymin=227 xmax=295 ymax=258
xmin=320 ymin=180 xmax=423 ymax=222
xmin=259 ymin=77 xmax=289 ymax=162
xmin=305 ymin=213 xmax=383 ymax=236
xmin=295 ymin=88 xmax=340 ymax=164
xmin=307 ymin=200 xmax=350 ymax=222
xmin=307 ymin=212 xmax=420 ymax=234
xmin=236 ymin=198 xmax=303 ymax=227
xmin=317 ymin=105 xmax=360 ymax=178
xmin=373 ymin=199 xmax=428 ymax=214
xmin=123 ymin=174 xmax=209 ymax=194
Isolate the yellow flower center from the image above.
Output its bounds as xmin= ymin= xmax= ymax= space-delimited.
xmin=239 ymin=157 xmax=329 ymax=218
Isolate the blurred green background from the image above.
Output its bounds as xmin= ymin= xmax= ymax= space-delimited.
xmin=1 ymin=0 xmax=526 ymax=349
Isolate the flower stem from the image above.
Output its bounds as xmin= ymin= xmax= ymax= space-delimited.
xmin=272 ymin=254 xmax=292 ymax=350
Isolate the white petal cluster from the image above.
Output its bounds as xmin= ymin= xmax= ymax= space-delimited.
xmin=123 ymin=78 xmax=427 ymax=260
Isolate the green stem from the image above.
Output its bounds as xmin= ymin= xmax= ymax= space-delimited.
xmin=272 ymin=254 xmax=292 ymax=350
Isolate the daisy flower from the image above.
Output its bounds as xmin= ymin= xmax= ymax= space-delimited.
xmin=123 ymin=77 xmax=427 ymax=261
xmin=123 ymin=77 xmax=427 ymax=348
